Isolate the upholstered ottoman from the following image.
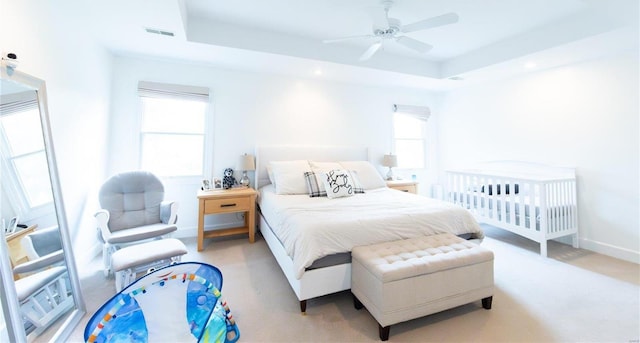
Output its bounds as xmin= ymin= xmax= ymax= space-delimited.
xmin=351 ymin=233 xmax=494 ymax=341
xmin=111 ymin=238 xmax=188 ymax=291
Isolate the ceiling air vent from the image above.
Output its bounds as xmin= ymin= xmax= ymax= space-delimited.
xmin=144 ymin=27 xmax=175 ymax=37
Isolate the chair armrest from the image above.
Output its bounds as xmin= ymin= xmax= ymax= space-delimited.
xmin=160 ymin=201 xmax=179 ymax=224
xmin=94 ymin=209 xmax=111 ymax=243
xmin=13 ymin=250 xmax=64 ymax=274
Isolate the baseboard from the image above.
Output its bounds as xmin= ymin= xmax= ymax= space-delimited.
xmin=173 ymin=226 xmax=197 ymax=239
xmin=580 ymin=238 xmax=639 ymax=264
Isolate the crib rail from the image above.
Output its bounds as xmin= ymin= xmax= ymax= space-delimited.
xmin=446 ymin=168 xmax=578 ymax=257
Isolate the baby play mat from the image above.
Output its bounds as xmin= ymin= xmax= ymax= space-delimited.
xmin=84 ymin=262 xmax=239 ymax=343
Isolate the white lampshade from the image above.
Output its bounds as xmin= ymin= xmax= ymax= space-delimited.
xmin=382 ymin=154 xmax=398 ymax=168
xmin=238 ymin=154 xmax=255 ymax=171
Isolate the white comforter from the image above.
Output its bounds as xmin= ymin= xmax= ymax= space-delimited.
xmin=259 ymin=185 xmax=483 ymax=279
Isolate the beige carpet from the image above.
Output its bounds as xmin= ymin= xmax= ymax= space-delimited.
xmin=64 ymin=225 xmax=639 ymax=342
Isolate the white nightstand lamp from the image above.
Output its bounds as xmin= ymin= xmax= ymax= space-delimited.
xmin=238 ymin=153 xmax=255 ymax=188
xmin=382 ymin=154 xmax=398 ymax=181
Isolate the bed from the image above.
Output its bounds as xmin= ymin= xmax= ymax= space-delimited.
xmin=255 ymin=146 xmax=484 ymax=312
xmin=446 ymin=161 xmax=579 ymax=257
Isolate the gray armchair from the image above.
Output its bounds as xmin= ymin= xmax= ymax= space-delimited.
xmin=95 ymin=171 xmax=178 ymax=276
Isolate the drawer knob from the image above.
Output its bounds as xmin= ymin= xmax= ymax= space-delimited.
xmin=221 ymin=203 xmax=237 ymax=208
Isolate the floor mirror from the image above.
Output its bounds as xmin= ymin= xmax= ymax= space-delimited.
xmin=0 ymin=63 xmax=85 ymax=341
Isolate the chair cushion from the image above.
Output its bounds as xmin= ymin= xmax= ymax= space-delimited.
xmin=106 ymin=223 xmax=177 ymax=244
xmin=111 ymin=238 xmax=188 ymax=272
xmin=99 ymin=171 xmax=165 ymax=232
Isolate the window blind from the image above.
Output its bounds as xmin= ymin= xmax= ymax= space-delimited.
xmin=0 ymin=91 xmax=38 ymax=116
xmin=393 ymin=104 xmax=431 ymax=121
xmin=137 ymin=81 xmax=210 ymax=102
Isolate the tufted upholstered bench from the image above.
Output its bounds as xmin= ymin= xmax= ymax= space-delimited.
xmin=351 ymin=233 xmax=494 ymax=341
xmin=111 ymin=238 xmax=188 ymax=291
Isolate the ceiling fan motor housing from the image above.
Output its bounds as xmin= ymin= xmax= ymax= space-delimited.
xmin=373 ymin=18 xmax=401 ymax=38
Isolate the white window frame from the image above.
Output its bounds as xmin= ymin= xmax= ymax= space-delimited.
xmin=0 ymin=92 xmax=54 ymax=221
xmin=137 ymin=81 xmax=212 ymax=179
xmin=392 ymin=104 xmax=430 ymax=169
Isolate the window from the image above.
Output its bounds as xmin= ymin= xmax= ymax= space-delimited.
xmin=0 ymin=93 xmax=53 ymax=216
xmin=138 ymin=82 xmax=210 ymax=177
xmin=392 ymin=105 xmax=430 ymax=169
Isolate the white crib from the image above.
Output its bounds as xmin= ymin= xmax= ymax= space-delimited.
xmin=446 ymin=161 xmax=579 ymax=257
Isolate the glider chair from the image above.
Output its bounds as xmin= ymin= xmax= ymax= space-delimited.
xmin=95 ymin=171 xmax=178 ymax=276
xmin=13 ymin=227 xmax=72 ymax=334
xmin=21 ymin=226 xmax=64 ymax=264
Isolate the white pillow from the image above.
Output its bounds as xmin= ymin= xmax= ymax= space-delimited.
xmin=338 ymin=161 xmax=386 ymax=190
xmin=269 ymin=160 xmax=312 ymax=194
xmin=309 ymin=161 xmax=342 ymax=171
xmin=266 ymin=165 xmax=276 ymax=186
xmin=322 ymin=169 xmax=357 ymax=199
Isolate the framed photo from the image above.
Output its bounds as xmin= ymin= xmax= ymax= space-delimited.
xmin=202 ymin=179 xmax=211 ymax=191
xmin=213 ymin=177 xmax=223 ymax=189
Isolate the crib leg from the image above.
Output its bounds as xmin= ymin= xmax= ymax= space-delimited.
xmin=540 ymin=240 xmax=548 ymax=257
xmin=572 ymin=233 xmax=579 ymax=249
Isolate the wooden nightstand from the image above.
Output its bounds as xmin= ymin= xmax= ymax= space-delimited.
xmin=197 ymin=187 xmax=257 ymax=251
xmin=386 ymin=180 xmax=419 ymax=194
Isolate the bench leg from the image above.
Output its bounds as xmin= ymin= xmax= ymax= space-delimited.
xmin=379 ymin=324 xmax=390 ymax=341
xmin=352 ymin=293 xmax=364 ymax=310
xmin=482 ymin=296 xmax=493 ymax=310
xmin=300 ymin=300 xmax=306 ymax=314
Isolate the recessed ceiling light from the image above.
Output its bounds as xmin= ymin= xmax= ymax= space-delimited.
xmin=448 ymin=76 xmax=464 ymax=81
xmin=313 ymin=69 xmax=322 ymax=76
xmin=524 ymin=62 xmax=537 ymax=69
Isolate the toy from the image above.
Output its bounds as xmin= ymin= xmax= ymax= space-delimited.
xmin=222 ymin=168 xmax=237 ymax=189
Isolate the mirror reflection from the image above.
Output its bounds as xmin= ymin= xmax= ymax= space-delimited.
xmin=0 ymin=78 xmax=76 ymax=341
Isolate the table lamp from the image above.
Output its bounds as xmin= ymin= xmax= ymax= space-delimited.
xmin=238 ymin=153 xmax=255 ymax=188
xmin=382 ymin=154 xmax=398 ymax=181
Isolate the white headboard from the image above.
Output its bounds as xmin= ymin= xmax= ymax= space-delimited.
xmin=255 ymin=145 xmax=369 ymax=189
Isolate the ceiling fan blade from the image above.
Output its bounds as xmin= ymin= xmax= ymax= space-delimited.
xmin=395 ymin=36 xmax=433 ymax=53
xmin=323 ymin=34 xmax=375 ymax=44
xmin=359 ymin=42 xmax=382 ymax=61
xmin=402 ymin=12 xmax=459 ymax=33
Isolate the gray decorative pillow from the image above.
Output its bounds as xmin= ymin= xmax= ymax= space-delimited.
xmin=304 ymin=171 xmax=326 ymax=197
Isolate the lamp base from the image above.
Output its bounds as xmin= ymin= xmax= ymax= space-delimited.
xmin=386 ymin=167 xmax=394 ymax=181
xmin=240 ymin=171 xmax=250 ymax=188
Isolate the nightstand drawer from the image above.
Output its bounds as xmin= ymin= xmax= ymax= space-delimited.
xmin=393 ymin=185 xmax=417 ymax=193
xmin=204 ymin=197 xmax=251 ymax=214
xmin=386 ymin=180 xmax=419 ymax=194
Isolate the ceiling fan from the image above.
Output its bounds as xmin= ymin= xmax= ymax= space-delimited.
xmin=323 ymin=0 xmax=459 ymax=61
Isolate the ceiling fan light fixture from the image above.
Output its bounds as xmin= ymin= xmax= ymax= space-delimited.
xmin=323 ymin=1 xmax=459 ymax=61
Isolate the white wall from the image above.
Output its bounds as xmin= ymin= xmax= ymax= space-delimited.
xmin=0 ymin=0 xmax=113 ymax=262
xmin=438 ymin=52 xmax=639 ymax=263
xmin=109 ymin=56 xmax=438 ymax=235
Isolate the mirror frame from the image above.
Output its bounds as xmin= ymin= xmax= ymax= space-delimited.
xmin=0 ymin=65 xmax=86 ymax=342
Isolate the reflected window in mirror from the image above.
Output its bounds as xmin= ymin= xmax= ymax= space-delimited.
xmin=0 ymin=92 xmax=54 ymax=222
